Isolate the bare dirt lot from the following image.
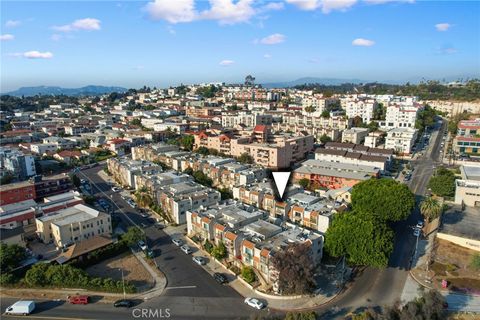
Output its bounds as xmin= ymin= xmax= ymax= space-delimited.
xmin=86 ymin=252 xmax=154 ymax=292
xmin=429 ymin=239 xmax=480 ymax=293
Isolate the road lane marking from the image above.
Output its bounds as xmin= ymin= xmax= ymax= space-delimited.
xmin=165 ymin=286 xmax=197 ymax=290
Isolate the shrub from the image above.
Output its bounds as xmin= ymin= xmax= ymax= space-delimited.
xmin=241 ymin=266 xmax=256 ymax=284
xmin=204 ymin=240 xmax=214 ymax=254
xmin=471 ymin=254 xmax=480 ymax=271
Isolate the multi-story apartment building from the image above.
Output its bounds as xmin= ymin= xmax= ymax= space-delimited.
xmin=293 ymin=159 xmax=380 ymax=190
xmin=424 ymin=100 xmax=480 ymax=117
xmin=315 ymin=146 xmax=391 ymax=171
xmin=30 ymin=143 xmax=58 ymax=155
xmin=384 ymin=128 xmax=418 ymax=155
xmin=194 ymin=126 xmax=314 ymax=169
xmin=453 ymin=119 xmax=480 ymax=155
xmin=344 ymin=97 xmax=378 ymax=123
xmin=342 ymin=127 xmax=369 ymax=144
xmin=157 ymin=181 xmax=220 ymax=224
xmin=221 ymin=111 xmax=273 ymax=128
xmin=2 ymin=149 xmax=36 ymax=180
xmin=455 ymin=165 xmax=480 ymax=207
xmin=36 ymin=204 xmax=111 ymax=248
xmin=0 ymin=180 xmax=36 ymax=206
xmin=282 ymin=113 xmax=350 ymax=130
xmin=107 ymin=158 xmax=161 ymax=188
xmin=380 ymin=102 xmax=422 ymax=129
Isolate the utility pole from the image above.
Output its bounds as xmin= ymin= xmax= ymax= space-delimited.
xmin=121 ymin=269 xmax=126 ymax=300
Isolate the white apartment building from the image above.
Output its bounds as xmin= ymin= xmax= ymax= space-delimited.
xmin=36 ymin=204 xmax=111 ymax=248
xmin=380 ymin=103 xmax=422 ymax=129
xmin=384 ymin=128 xmax=418 ymax=154
xmin=30 ymin=143 xmax=58 ymax=154
xmin=345 ymin=98 xmax=377 ymax=123
xmin=221 ymin=112 xmax=272 ymax=128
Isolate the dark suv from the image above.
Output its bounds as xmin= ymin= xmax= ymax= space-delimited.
xmin=213 ymin=273 xmax=227 ymax=284
xmin=113 ymin=300 xmax=133 ymax=308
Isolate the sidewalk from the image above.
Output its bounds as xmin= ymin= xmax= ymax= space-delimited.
xmin=162 ymin=224 xmax=340 ymax=311
xmin=130 ymin=249 xmax=167 ymax=300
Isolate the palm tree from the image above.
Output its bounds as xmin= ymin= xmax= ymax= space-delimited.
xmin=420 ymin=197 xmax=443 ymax=222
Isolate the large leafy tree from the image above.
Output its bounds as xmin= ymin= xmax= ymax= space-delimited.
xmin=325 ymin=212 xmax=394 ymax=268
xmin=351 ymin=178 xmax=415 ymax=222
xmin=179 ymin=135 xmax=195 ymax=151
xmin=270 ymin=243 xmax=317 ymax=295
xmin=428 ymin=167 xmax=456 ymax=198
xmin=0 ymin=243 xmax=27 ymax=272
xmin=122 ymin=227 xmax=144 ymax=246
xmin=420 ymin=197 xmax=443 ymax=222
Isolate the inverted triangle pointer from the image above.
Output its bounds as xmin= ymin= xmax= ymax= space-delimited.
xmin=272 ymin=172 xmax=291 ymax=199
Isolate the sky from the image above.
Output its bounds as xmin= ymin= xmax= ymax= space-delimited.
xmin=1 ymin=0 xmax=479 ymax=92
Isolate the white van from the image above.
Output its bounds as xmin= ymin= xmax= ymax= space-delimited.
xmin=5 ymin=300 xmax=36 ymax=315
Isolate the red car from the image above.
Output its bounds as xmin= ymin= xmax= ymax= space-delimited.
xmin=68 ymin=295 xmax=89 ymax=305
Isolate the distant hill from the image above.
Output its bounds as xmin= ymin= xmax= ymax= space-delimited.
xmin=4 ymin=85 xmax=127 ymax=97
xmin=262 ymin=77 xmax=367 ymax=88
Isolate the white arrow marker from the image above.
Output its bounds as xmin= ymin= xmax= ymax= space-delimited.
xmin=272 ymin=172 xmax=291 ymax=199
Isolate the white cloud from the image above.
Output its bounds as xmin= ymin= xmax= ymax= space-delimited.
xmin=53 ymin=18 xmax=101 ymax=32
xmin=5 ymin=20 xmax=21 ymax=28
xmin=144 ymin=0 xmax=197 ymax=23
xmin=263 ymin=53 xmax=272 ymax=59
xmin=23 ymin=51 xmax=53 ymax=59
xmin=0 ymin=34 xmax=15 ymax=41
xmin=262 ymin=2 xmax=285 ymax=11
xmin=435 ymin=23 xmax=451 ymax=32
xmin=258 ymin=33 xmax=286 ymax=45
xmin=200 ymin=0 xmax=256 ymax=25
xmin=286 ymin=0 xmax=357 ymax=12
xmin=285 ymin=0 xmax=320 ymax=10
xmin=321 ymin=0 xmax=357 ymax=13
xmin=167 ymin=26 xmax=176 ymax=35
xmin=219 ymin=59 xmax=235 ymax=66
xmin=364 ymin=0 xmax=415 ymax=4
xmin=352 ymin=38 xmax=375 ymax=46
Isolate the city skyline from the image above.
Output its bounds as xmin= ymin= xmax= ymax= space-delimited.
xmin=1 ymin=0 xmax=479 ymax=92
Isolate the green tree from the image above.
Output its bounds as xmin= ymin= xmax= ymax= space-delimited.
xmin=180 ymin=135 xmax=195 ymax=151
xmin=130 ymin=118 xmax=142 ymax=126
xmin=122 ymin=227 xmax=144 ymax=246
xmin=305 ymin=106 xmax=316 ymax=113
xmin=325 ymin=212 xmax=394 ymax=268
xmin=211 ymin=242 xmax=227 ymax=260
xmin=204 ymin=240 xmax=214 ymax=254
xmin=193 ymin=171 xmax=213 ymax=187
xmin=298 ymin=178 xmax=310 ymax=189
xmin=420 ymin=197 xmax=443 ymax=222
xmin=196 ymin=146 xmax=210 ymax=156
xmin=241 ymin=266 xmax=256 ymax=284
xmin=352 ymin=116 xmax=363 ymax=127
xmin=270 ymin=243 xmax=316 ymax=295
xmin=219 ymin=187 xmax=233 ymax=200
xmin=183 ymin=167 xmax=194 ymax=175
xmin=285 ymin=311 xmax=317 ymax=320
xmin=367 ymin=121 xmax=379 ymax=132
xmin=351 ymin=178 xmax=415 ymax=222
xmin=71 ymin=174 xmax=81 ymax=188
xmin=319 ymin=134 xmax=332 ymax=144
xmin=0 ymin=243 xmax=27 ymax=272
xmin=470 ymin=253 xmax=480 ymax=271
xmin=24 ymin=263 xmax=50 ymax=286
xmin=321 ymin=110 xmax=330 ymax=118
xmin=238 ymin=153 xmax=254 ymax=164
xmin=428 ymin=168 xmax=456 ymax=198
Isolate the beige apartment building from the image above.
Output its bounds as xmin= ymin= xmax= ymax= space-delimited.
xmin=35 ymin=204 xmax=111 ymax=248
xmin=194 ymin=125 xmax=314 ymax=169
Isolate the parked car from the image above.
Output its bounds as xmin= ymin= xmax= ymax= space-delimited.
xmin=155 ymin=223 xmax=165 ymax=230
xmin=416 ymin=220 xmax=424 ymax=229
xmin=146 ymin=249 xmax=155 ymax=258
xmin=138 ymin=240 xmax=148 ymax=251
xmin=172 ymin=239 xmax=183 ymax=246
xmin=5 ymin=301 xmax=35 ymax=315
xmin=111 ymin=186 xmax=120 ymax=192
xmin=244 ymin=297 xmax=265 ymax=310
xmin=180 ymin=245 xmax=192 ymax=254
xmin=68 ymin=295 xmax=89 ymax=305
xmin=213 ymin=272 xmax=227 ymax=284
xmin=127 ymin=200 xmax=136 ymax=208
xmin=192 ymin=256 xmax=206 ymax=265
xmin=140 ymin=212 xmax=149 ymax=218
xmin=413 ymin=228 xmax=421 ymax=237
xmin=113 ymin=299 xmax=133 ymax=308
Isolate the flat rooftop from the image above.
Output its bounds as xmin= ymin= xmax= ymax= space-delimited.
xmin=440 ymin=205 xmax=480 ymax=241
xmin=38 ymin=204 xmax=102 ymax=226
xmin=461 ymin=165 xmax=480 ymax=181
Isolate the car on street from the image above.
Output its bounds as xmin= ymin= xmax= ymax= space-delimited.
xmin=127 ymin=200 xmax=136 ymax=208
xmin=155 ymin=223 xmax=165 ymax=230
xmin=81 ymin=179 xmax=87 ymax=184
xmin=413 ymin=228 xmax=421 ymax=237
xmin=192 ymin=256 xmax=206 ymax=265
xmin=111 ymin=186 xmax=121 ymax=192
xmin=244 ymin=297 xmax=265 ymax=310
xmin=416 ymin=220 xmax=424 ymax=229
xmin=213 ymin=272 xmax=227 ymax=284
xmin=180 ymin=245 xmax=192 ymax=254
xmin=138 ymin=240 xmax=147 ymax=251
xmin=68 ymin=295 xmax=89 ymax=305
xmin=172 ymin=239 xmax=183 ymax=246
xmin=140 ymin=222 xmax=148 ymax=228
xmin=140 ymin=212 xmax=149 ymax=218
xmin=113 ymin=300 xmax=133 ymax=308
xmin=146 ymin=249 xmax=155 ymax=258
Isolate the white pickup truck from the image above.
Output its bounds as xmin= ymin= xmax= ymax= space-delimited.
xmin=5 ymin=300 xmax=36 ymax=315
